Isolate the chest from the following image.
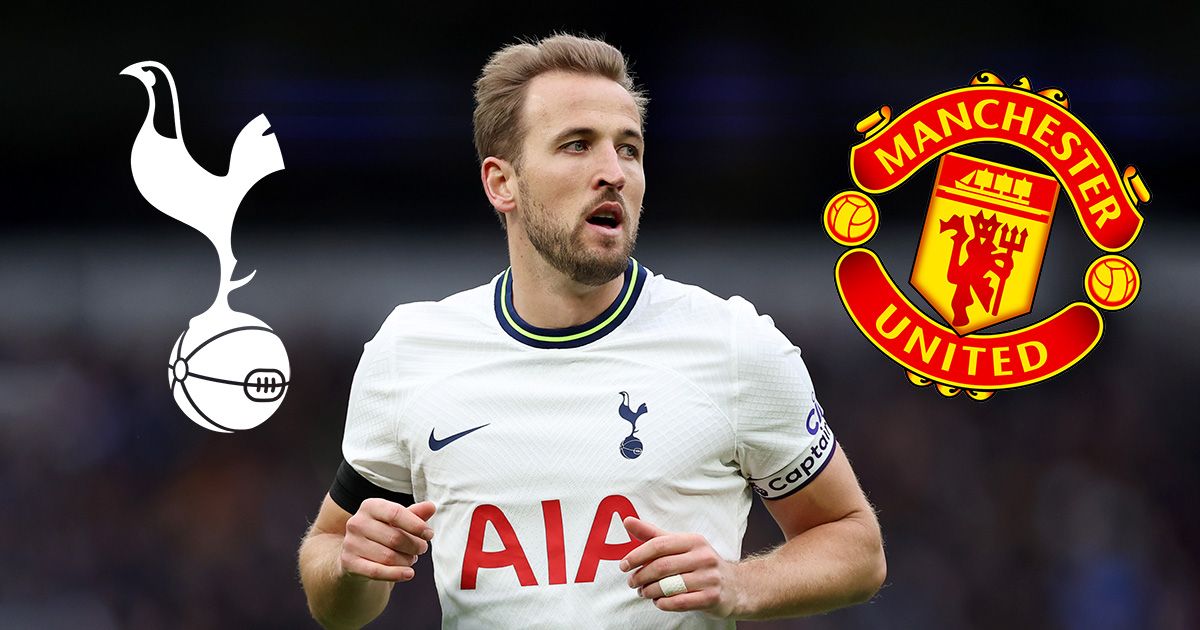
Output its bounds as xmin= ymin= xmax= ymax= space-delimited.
xmin=401 ymin=357 xmax=736 ymax=504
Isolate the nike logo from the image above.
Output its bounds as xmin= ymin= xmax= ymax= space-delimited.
xmin=428 ymin=423 xmax=490 ymax=451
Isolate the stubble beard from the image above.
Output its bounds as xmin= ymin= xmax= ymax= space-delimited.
xmin=518 ymin=181 xmax=639 ymax=287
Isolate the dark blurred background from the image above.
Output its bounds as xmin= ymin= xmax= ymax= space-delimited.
xmin=2 ymin=4 xmax=1198 ymax=629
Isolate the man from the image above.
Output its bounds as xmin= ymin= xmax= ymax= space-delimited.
xmin=299 ymin=34 xmax=885 ymax=628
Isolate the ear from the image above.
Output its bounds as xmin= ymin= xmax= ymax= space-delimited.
xmin=481 ymin=157 xmax=518 ymax=216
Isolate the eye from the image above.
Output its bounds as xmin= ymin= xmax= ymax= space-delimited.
xmin=619 ymin=144 xmax=641 ymax=159
xmin=563 ymin=140 xmax=588 ymax=153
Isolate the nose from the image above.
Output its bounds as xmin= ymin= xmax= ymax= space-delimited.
xmin=594 ymin=143 xmax=626 ymax=191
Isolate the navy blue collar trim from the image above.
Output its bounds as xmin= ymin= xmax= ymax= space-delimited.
xmin=493 ymin=258 xmax=647 ymax=349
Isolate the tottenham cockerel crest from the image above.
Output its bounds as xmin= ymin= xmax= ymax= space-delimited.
xmin=122 ymin=60 xmax=291 ymax=433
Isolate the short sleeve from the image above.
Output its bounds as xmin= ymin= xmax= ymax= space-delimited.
xmin=730 ymin=298 xmax=836 ymax=501
xmin=338 ymin=317 xmax=414 ymax=504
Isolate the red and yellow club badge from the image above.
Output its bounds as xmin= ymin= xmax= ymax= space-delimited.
xmin=825 ymin=71 xmax=1149 ymax=400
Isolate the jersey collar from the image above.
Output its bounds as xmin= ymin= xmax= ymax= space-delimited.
xmin=494 ymin=258 xmax=647 ymax=349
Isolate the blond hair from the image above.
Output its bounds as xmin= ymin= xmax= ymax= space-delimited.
xmin=473 ymin=34 xmax=647 ymax=167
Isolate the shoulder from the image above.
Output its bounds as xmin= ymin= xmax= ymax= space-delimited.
xmin=358 ymin=277 xmax=500 ymax=383
xmin=640 ymin=270 xmax=777 ymax=340
xmin=641 ymin=271 xmax=743 ymax=317
xmin=630 ymin=269 xmax=801 ymax=384
xmin=641 ymin=270 xmax=805 ymax=387
xmin=372 ymin=277 xmax=497 ymax=343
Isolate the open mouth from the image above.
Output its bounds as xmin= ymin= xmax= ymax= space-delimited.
xmin=586 ymin=202 xmax=624 ymax=230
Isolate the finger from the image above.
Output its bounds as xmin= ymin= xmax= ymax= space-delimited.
xmin=638 ymin=568 xmax=696 ymax=600
xmin=350 ymin=515 xmax=430 ymax=555
xmin=362 ymin=498 xmax=435 ymax=541
xmin=408 ymin=500 xmax=437 ymax=522
xmin=653 ymin=590 xmax=720 ymax=613
xmin=622 ymin=516 xmax=668 ymax=542
xmin=341 ymin=557 xmax=416 ymax=583
xmin=628 ymin=550 xmax=702 ymax=588
xmin=619 ymin=534 xmax=695 ymax=572
xmin=345 ymin=535 xmax=420 ymax=568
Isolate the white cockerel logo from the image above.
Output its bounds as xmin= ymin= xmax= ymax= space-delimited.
xmin=121 ymin=60 xmax=283 ymax=310
xmin=122 ymin=61 xmax=290 ymax=433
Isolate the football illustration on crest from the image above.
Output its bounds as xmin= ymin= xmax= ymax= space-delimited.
xmin=168 ymin=309 xmax=290 ymax=432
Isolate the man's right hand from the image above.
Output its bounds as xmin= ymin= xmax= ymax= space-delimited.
xmin=339 ymin=498 xmax=437 ymax=583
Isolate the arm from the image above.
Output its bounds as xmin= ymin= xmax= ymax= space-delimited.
xmin=730 ymin=446 xmax=885 ymax=617
xmin=621 ymin=446 xmax=885 ymax=619
xmin=299 ymin=494 xmax=436 ymax=629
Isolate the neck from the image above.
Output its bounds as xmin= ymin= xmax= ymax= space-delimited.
xmin=506 ymin=234 xmax=625 ymax=329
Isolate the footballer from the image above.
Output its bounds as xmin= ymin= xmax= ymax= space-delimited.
xmin=299 ymin=34 xmax=885 ymax=628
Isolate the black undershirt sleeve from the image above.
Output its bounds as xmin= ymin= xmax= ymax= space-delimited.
xmin=329 ymin=459 xmax=414 ymax=514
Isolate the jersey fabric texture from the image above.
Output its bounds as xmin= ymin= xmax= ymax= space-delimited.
xmin=332 ymin=258 xmax=836 ymax=629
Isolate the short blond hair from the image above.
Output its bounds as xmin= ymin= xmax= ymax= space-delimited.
xmin=473 ymin=34 xmax=648 ymax=166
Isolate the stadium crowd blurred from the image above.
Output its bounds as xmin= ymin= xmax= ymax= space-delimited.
xmin=0 ymin=236 xmax=1195 ymax=628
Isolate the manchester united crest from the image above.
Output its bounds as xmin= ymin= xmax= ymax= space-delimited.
xmin=824 ymin=72 xmax=1149 ymax=400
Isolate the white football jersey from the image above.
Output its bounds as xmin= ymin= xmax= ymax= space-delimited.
xmin=338 ymin=258 xmax=836 ymax=629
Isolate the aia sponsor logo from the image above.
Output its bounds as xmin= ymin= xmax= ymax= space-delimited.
xmin=460 ymin=495 xmax=640 ymax=589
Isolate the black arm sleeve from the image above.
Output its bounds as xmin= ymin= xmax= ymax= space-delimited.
xmin=329 ymin=459 xmax=415 ymax=514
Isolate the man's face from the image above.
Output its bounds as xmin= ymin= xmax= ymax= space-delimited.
xmin=511 ymin=71 xmax=645 ymax=286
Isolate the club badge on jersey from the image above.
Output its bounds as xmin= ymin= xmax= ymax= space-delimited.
xmin=617 ymin=391 xmax=649 ymax=459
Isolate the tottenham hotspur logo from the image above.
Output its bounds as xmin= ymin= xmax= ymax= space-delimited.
xmin=617 ymin=391 xmax=649 ymax=459
xmin=122 ymin=60 xmax=290 ymax=432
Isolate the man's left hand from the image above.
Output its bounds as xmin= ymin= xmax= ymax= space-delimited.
xmin=619 ymin=516 xmax=740 ymax=617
